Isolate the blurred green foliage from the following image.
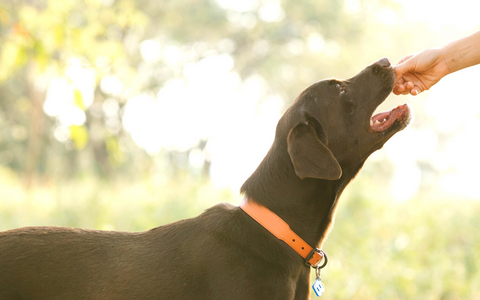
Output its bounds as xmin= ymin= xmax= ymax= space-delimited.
xmin=0 ymin=164 xmax=236 ymax=231
xmin=0 ymin=0 xmax=431 ymax=181
xmin=319 ymin=178 xmax=480 ymax=300
xmin=1 ymin=165 xmax=479 ymax=299
xmin=1 ymin=0 xmax=479 ymax=299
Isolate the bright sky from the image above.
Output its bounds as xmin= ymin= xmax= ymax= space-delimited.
xmin=44 ymin=0 xmax=480 ymax=200
xmin=393 ymin=0 xmax=480 ymax=31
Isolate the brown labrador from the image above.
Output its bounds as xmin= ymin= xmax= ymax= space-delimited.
xmin=0 ymin=58 xmax=411 ymax=300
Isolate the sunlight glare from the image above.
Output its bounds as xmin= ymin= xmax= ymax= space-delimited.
xmin=140 ymin=40 xmax=161 ymax=63
xmin=216 ymin=0 xmax=258 ymax=12
xmin=377 ymin=8 xmax=397 ymax=25
xmin=258 ymin=3 xmax=285 ymax=23
xmin=44 ymin=60 xmax=95 ymax=128
xmin=122 ymin=53 xmax=283 ymax=184
xmin=394 ymin=0 xmax=480 ymax=31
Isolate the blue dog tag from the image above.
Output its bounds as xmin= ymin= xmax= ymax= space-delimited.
xmin=312 ymin=278 xmax=325 ymax=297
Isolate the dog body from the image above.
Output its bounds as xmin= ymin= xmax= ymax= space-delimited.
xmin=1 ymin=205 xmax=300 ymax=299
xmin=0 ymin=58 xmax=411 ymax=299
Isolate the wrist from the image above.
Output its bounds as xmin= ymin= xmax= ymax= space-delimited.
xmin=440 ymin=31 xmax=480 ymax=74
xmin=437 ymin=45 xmax=457 ymax=76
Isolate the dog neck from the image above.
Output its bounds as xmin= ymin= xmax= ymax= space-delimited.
xmin=240 ymin=142 xmax=361 ymax=250
xmin=240 ymin=198 xmax=326 ymax=268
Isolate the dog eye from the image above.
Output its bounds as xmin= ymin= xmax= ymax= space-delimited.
xmin=336 ymin=84 xmax=346 ymax=94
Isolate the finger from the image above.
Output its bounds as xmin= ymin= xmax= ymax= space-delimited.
xmin=394 ymin=66 xmax=404 ymax=80
xmin=392 ymin=87 xmax=401 ymax=96
xmin=394 ymin=55 xmax=418 ymax=80
xmin=393 ymin=83 xmax=405 ymax=95
xmin=400 ymin=82 xmax=414 ymax=96
xmin=395 ymin=54 xmax=414 ymax=66
xmin=393 ymin=77 xmax=405 ymax=90
xmin=394 ymin=63 xmax=412 ymax=79
xmin=411 ymin=87 xmax=421 ymax=96
xmin=405 ymin=81 xmax=414 ymax=91
xmin=394 ymin=66 xmax=410 ymax=85
xmin=395 ymin=76 xmax=405 ymax=85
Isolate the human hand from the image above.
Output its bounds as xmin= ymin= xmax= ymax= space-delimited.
xmin=393 ymin=48 xmax=449 ymax=96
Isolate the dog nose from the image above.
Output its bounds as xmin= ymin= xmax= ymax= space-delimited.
xmin=377 ymin=57 xmax=391 ymax=68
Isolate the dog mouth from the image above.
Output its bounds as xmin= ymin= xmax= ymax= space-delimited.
xmin=362 ymin=58 xmax=411 ymax=133
xmin=370 ymin=104 xmax=411 ymax=132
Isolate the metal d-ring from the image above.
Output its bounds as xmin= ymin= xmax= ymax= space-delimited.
xmin=316 ymin=250 xmax=328 ymax=269
xmin=315 ymin=250 xmax=328 ymax=280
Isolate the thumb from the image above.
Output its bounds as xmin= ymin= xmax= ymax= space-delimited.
xmin=394 ymin=56 xmax=415 ymax=81
xmin=396 ymin=54 xmax=415 ymax=66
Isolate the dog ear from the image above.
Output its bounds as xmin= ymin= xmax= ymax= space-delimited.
xmin=287 ymin=122 xmax=342 ymax=180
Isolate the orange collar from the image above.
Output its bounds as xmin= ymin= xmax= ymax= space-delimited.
xmin=240 ymin=198 xmax=327 ymax=268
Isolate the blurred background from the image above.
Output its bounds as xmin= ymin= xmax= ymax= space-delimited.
xmin=1 ymin=0 xmax=479 ymax=298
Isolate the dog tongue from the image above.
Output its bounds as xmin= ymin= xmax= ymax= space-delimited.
xmin=370 ymin=104 xmax=409 ymax=132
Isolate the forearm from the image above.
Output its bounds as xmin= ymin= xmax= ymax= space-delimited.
xmin=440 ymin=30 xmax=480 ymax=74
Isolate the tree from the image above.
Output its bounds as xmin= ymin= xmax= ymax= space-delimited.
xmin=0 ymin=0 xmax=408 ymax=184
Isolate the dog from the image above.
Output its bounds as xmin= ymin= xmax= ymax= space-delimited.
xmin=0 ymin=58 xmax=411 ymax=300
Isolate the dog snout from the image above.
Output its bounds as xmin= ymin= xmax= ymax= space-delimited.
xmin=376 ymin=57 xmax=391 ymax=68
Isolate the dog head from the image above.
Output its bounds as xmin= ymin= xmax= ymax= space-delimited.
xmin=280 ymin=58 xmax=411 ymax=180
